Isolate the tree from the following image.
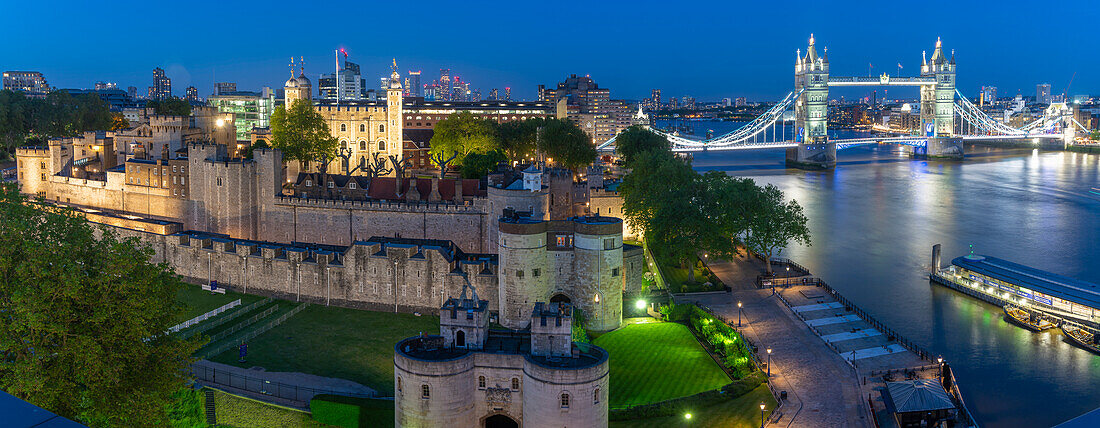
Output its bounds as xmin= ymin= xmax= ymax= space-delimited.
xmin=146 ymin=97 xmax=192 ymax=117
xmin=270 ymin=101 xmax=339 ymax=166
xmin=243 ymin=139 xmax=269 ymax=160
xmin=743 ymin=184 xmax=811 ymax=275
xmin=461 ymin=150 xmax=507 ymax=179
xmin=537 ymin=118 xmax=595 ymax=170
xmin=619 ymin=151 xmax=709 ymax=282
xmin=700 ymin=171 xmax=758 ymax=261
xmin=428 ymin=111 xmax=500 ymax=167
xmin=498 ymin=119 xmax=539 ymax=161
xmin=0 ymin=185 xmax=201 ymax=426
xmin=614 ymin=125 xmax=669 ymax=166
xmin=110 ymin=112 xmax=130 ymax=131
xmin=430 ymin=150 xmax=458 ymax=179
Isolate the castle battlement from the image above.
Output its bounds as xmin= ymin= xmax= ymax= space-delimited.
xmin=16 ymin=147 xmax=50 ymax=156
xmin=274 ymin=196 xmax=486 ymax=212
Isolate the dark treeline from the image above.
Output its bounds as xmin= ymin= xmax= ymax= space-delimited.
xmin=0 ymin=89 xmax=123 ymax=160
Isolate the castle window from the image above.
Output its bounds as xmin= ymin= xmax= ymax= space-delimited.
xmin=511 ymin=378 xmax=519 ymax=390
xmin=359 ymin=124 xmax=365 ymax=132
xmin=40 ymin=162 xmax=45 ymax=169
xmin=181 ymin=166 xmax=185 ymax=173
xmin=532 ymin=268 xmax=540 ymax=278
xmin=349 ymin=182 xmax=356 ymax=190
xmin=594 ymin=388 xmax=601 ymax=404
xmin=173 ymin=176 xmax=177 ymax=184
xmin=152 ymin=168 xmax=157 ymax=175
xmin=560 ymin=393 xmax=570 ymax=408
xmin=456 ymin=330 xmax=466 ymax=347
xmin=378 ymin=141 xmax=386 ymax=151
xmin=612 ymin=268 xmax=620 ymax=277
xmin=328 ymin=181 xmax=334 ymax=188
xmin=604 ymin=239 xmax=614 ymax=250
xmin=421 ymin=385 xmax=430 ymax=399
xmin=217 ymin=178 xmax=223 ymax=186
xmin=181 ymin=177 xmax=185 ymax=185
xmin=341 ymin=141 xmax=347 ymax=150
xmin=173 ymin=166 xmax=177 ymax=173
xmin=478 ymin=376 xmax=485 ymax=389
xmin=379 ymin=124 xmax=385 ymax=133
xmin=359 ymin=141 xmax=366 ymax=151
xmin=516 ymin=270 xmax=523 ymax=278
xmin=340 ymin=124 xmax=347 ymax=132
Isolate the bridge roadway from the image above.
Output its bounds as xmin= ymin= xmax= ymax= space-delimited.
xmin=675 ymin=255 xmax=872 ymax=428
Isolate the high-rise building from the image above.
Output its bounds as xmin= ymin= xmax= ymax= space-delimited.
xmin=320 ymin=60 xmax=366 ymax=101
xmin=3 ymin=71 xmax=51 ymax=96
xmin=151 ymin=67 xmax=172 ymax=100
xmin=541 ymin=74 xmax=630 ymax=142
xmin=94 ymin=82 xmax=117 ymax=90
xmin=1036 ymin=83 xmax=1052 ymax=104
xmin=488 ymin=88 xmax=499 ymax=101
xmin=648 ymin=89 xmax=661 ymax=110
xmin=504 ymin=87 xmax=511 ymax=101
xmin=721 ymin=98 xmax=732 ymax=107
xmin=185 ymin=86 xmax=199 ymax=102
xmin=215 ymin=82 xmax=237 ymax=95
xmin=405 ymin=70 xmax=421 ymax=97
xmin=439 ymin=69 xmax=451 ymax=101
xmin=735 ymin=97 xmax=747 ymax=107
xmin=981 ymin=86 xmax=997 ymax=105
xmin=127 ymin=86 xmax=137 ymax=99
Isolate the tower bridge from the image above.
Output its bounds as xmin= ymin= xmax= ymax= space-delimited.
xmin=598 ymin=36 xmax=1086 ymax=169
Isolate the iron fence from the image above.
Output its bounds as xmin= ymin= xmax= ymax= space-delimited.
xmin=191 ymin=358 xmax=374 ymax=404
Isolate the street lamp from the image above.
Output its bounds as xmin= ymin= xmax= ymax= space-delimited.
xmin=786 ymin=265 xmax=790 ymax=286
xmin=684 ymin=413 xmax=692 ymax=420
xmin=760 ymin=402 xmax=766 ymax=428
xmin=636 ymin=300 xmax=646 ymax=310
xmin=767 ymin=348 xmax=772 ymax=377
xmin=737 ymin=301 xmax=743 ymax=327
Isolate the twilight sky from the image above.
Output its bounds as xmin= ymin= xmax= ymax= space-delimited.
xmin=3 ymin=0 xmax=1097 ymax=102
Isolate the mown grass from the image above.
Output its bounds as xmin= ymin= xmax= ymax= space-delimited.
xmin=593 ymin=322 xmax=730 ymax=407
xmin=209 ymin=304 xmax=439 ymax=393
xmin=210 ymin=388 xmax=331 ymax=428
xmin=175 ymin=285 xmax=263 ymax=323
xmin=609 ymin=384 xmax=776 ymax=428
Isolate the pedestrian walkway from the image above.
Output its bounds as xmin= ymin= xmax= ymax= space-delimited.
xmin=821 ymin=329 xmax=882 ymax=343
xmin=791 ymin=302 xmax=843 ymax=313
xmin=843 ymin=344 xmax=908 ymax=361
xmin=805 ymin=314 xmax=862 ymax=327
xmin=683 ymin=256 xmax=873 ymax=428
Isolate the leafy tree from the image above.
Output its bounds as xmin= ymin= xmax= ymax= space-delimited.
xmin=146 ymin=97 xmax=192 ymax=117
xmin=428 ymin=111 xmax=500 ymax=166
xmin=0 ymin=185 xmax=201 ymax=426
xmin=743 ymin=184 xmax=811 ymax=274
xmin=460 ymin=149 xmax=507 ymax=179
xmin=700 ymin=171 xmax=758 ymax=261
xmin=498 ymin=119 xmax=539 ymax=161
xmin=614 ymin=125 xmax=669 ymax=166
xmin=242 ymin=138 xmax=269 ymax=159
xmin=619 ymin=151 xmax=708 ymax=282
xmin=270 ymin=101 xmax=339 ymax=166
xmin=537 ymin=118 xmax=595 ymax=170
xmin=110 ymin=112 xmax=130 ymax=131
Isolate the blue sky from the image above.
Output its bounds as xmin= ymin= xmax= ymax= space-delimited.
xmin=2 ymin=0 xmax=1096 ymax=101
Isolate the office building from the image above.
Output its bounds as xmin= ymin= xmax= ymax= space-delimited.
xmin=319 ymin=60 xmax=367 ymax=101
xmin=541 ymin=74 xmax=631 ymax=142
xmin=151 ymin=67 xmax=172 ymax=100
xmin=185 ymin=86 xmax=199 ymax=102
xmin=405 ymin=70 xmax=421 ymax=97
xmin=207 ymin=87 xmax=277 ymax=141
xmin=1037 ymin=83 xmax=1052 ymax=104
xmin=3 ymin=71 xmax=51 ymax=96
xmin=215 ymin=82 xmax=237 ymax=95
xmin=94 ymin=82 xmax=118 ymax=90
xmin=981 ymin=86 xmax=997 ymax=105
xmin=127 ymin=86 xmax=138 ymax=99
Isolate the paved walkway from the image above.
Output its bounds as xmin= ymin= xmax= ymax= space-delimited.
xmin=192 ymin=360 xmax=376 ymax=409
xmin=679 ymin=256 xmax=872 ymax=428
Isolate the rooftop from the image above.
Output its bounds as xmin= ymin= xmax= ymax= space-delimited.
xmin=952 ymin=254 xmax=1100 ymax=309
xmin=395 ymin=330 xmax=608 ymax=369
xmin=884 ymin=379 xmax=955 ymax=413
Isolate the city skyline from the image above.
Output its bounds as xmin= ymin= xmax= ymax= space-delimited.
xmin=3 ymin=0 xmax=1097 ymax=101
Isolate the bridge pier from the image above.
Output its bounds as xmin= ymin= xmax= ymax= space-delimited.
xmin=785 ymin=142 xmax=837 ymax=169
xmin=913 ymin=137 xmax=964 ymax=159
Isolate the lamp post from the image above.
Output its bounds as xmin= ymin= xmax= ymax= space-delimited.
xmin=738 ymin=301 xmax=743 ymax=327
xmin=767 ymin=348 xmax=772 ymax=377
xmin=786 ymin=265 xmax=790 ymax=287
xmin=760 ymin=402 xmax=766 ymax=428
xmin=937 ymin=356 xmax=944 ymax=380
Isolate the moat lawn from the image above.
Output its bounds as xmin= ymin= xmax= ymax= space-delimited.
xmin=175 ymin=284 xmax=264 ymax=323
xmin=208 ymin=304 xmax=438 ymax=393
xmin=609 ymin=384 xmax=776 ymax=428
xmin=593 ymin=321 xmax=730 ymax=407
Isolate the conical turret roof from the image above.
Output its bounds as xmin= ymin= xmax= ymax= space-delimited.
xmin=805 ymin=34 xmax=819 ymax=63
xmin=930 ymin=37 xmax=946 ymax=65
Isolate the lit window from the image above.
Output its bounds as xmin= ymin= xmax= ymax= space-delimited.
xmin=305 ymin=180 xmax=312 ymax=187
xmin=328 ymin=181 xmax=334 ymax=188
xmin=349 ymin=182 xmax=357 ymax=189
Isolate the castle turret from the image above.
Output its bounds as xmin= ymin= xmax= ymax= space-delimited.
xmin=284 ymin=57 xmax=312 ymax=107
xmin=497 ymin=215 xmax=550 ymax=329
xmin=440 ymin=281 xmax=489 ymax=350
xmin=920 ymin=38 xmax=956 ymax=138
xmin=384 ymin=59 xmax=404 ymax=166
xmin=790 ymin=34 xmax=835 ymax=168
xmin=568 ymin=216 xmax=623 ymax=332
xmin=530 ymin=302 xmax=573 ymax=358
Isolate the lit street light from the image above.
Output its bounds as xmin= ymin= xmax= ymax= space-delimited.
xmin=636 ymin=300 xmax=646 ymax=310
xmin=737 ymin=301 xmax=743 ymax=327
xmin=767 ymin=348 xmax=772 ymax=377
xmin=760 ymin=402 xmax=766 ymax=428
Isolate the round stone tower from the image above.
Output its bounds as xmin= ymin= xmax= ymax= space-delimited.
xmin=497 ymin=217 xmax=550 ymax=329
xmin=569 ymin=216 xmax=623 ymax=332
xmin=393 ymin=337 xmax=477 ymax=428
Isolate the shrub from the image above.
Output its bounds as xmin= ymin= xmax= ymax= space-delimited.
xmin=167 ymin=387 xmax=205 ymax=428
xmin=310 ymin=395 xmax=394 ymax=428
xmin=572 ymin=308 xmax=590 ymax=344
xmin=659 ymin=302 xmax=693 ymax=322
xmin=687 ymin=306 xmax=755 ymax=378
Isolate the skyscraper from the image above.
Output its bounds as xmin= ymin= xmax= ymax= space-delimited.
xmin=127 ymin=86 xmax=137 ymax=99
xmin=1036 ymin=83 xmax=1052 ymax=104
xmin=650 ymin=89 xmax=661 ymax=109
xmin=185 ymin=86 xmax=199 ymax=102
xmin=151 ymin=67 xmax=172 ymax=100
xmin=981 ymin=86 xmax=997 ymax=106
xmin=406 ymin=70 xmax=421 ymax=97
xmin=319 ymin=60 xmax=365 ymax=101
xmin=504 ymin=87 xmax=511 ymax=101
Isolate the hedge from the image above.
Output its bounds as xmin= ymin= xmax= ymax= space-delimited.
xmin=687 ymin=306 xmax=755 ymax=379
xmin=309 ymin=394 xmax=394 ymax=428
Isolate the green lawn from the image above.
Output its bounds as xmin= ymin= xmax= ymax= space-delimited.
xmin=209 ymin=304 xmax=439 ymax=393
xmin=209 ymin=388 xmax=331 ymax=428
xmin=175 ymin=285 xmax=263 ymax=323
xmin=593 ymin=322 xmax=730 ymax=407
xmin=610 ymin=385 xmax=777 ymax=428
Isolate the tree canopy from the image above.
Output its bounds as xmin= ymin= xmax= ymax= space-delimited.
xmin=428 ymin=111 xmax=500 ymax=166
xmin=537 ymin=118 xmax=596 ymax=170
xmin=0 ymin=185 xmax=201 ymax=426
xmin=270 ymin=101 xmax=339 ymax=165
xmin=0 ymin=90 xmax=114 ymax=159
xmin=743 ymin=183 xmax=811 ymax=274
xmin=614 ymin=125 xmax=670 ymax=165
xmin=146 ymin=97 xmax=192 ymax=117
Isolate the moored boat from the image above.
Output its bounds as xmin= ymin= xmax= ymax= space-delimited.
xmin=1062 ymin=323 xmax=1100 ymax=355
xmin=1003 ymin=304 xmax=1055 ymax=332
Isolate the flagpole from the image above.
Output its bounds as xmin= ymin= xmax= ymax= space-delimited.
xmin=335 ymin=49 xmax=340 ymax=103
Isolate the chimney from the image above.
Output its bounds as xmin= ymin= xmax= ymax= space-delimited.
xmin=428 ymin=176 xmax=442 ymax=202
xmin=453 ymin=179 xmax=463 ymax=204
xmin=406 ymin=177 xmax=421 ymax=201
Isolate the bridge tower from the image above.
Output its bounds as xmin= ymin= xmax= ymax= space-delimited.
xmin=918 ymin=38 xmax=963 ymax=158
xmin=789 ymin=34 xmax=836 ymax=169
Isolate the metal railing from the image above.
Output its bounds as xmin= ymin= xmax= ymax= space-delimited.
xmin=811 ymin=278 xmax=934 ymax=361
xmin=191 ymin=356 xmax=373 ymax=404
xmin=200 ymin=303 xmax=310 ymax=359
xmin=179 ymin=297 xmax=274 ymax=339
xmin=168 ymin=299 xmax=241 ymax=334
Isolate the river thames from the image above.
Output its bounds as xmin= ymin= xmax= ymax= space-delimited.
xmin=665 ymin=119 xmax=1100 ymax=427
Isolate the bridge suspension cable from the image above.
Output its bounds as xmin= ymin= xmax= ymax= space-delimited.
xmin=953 ymin=90 xmax=1028 ymax=136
